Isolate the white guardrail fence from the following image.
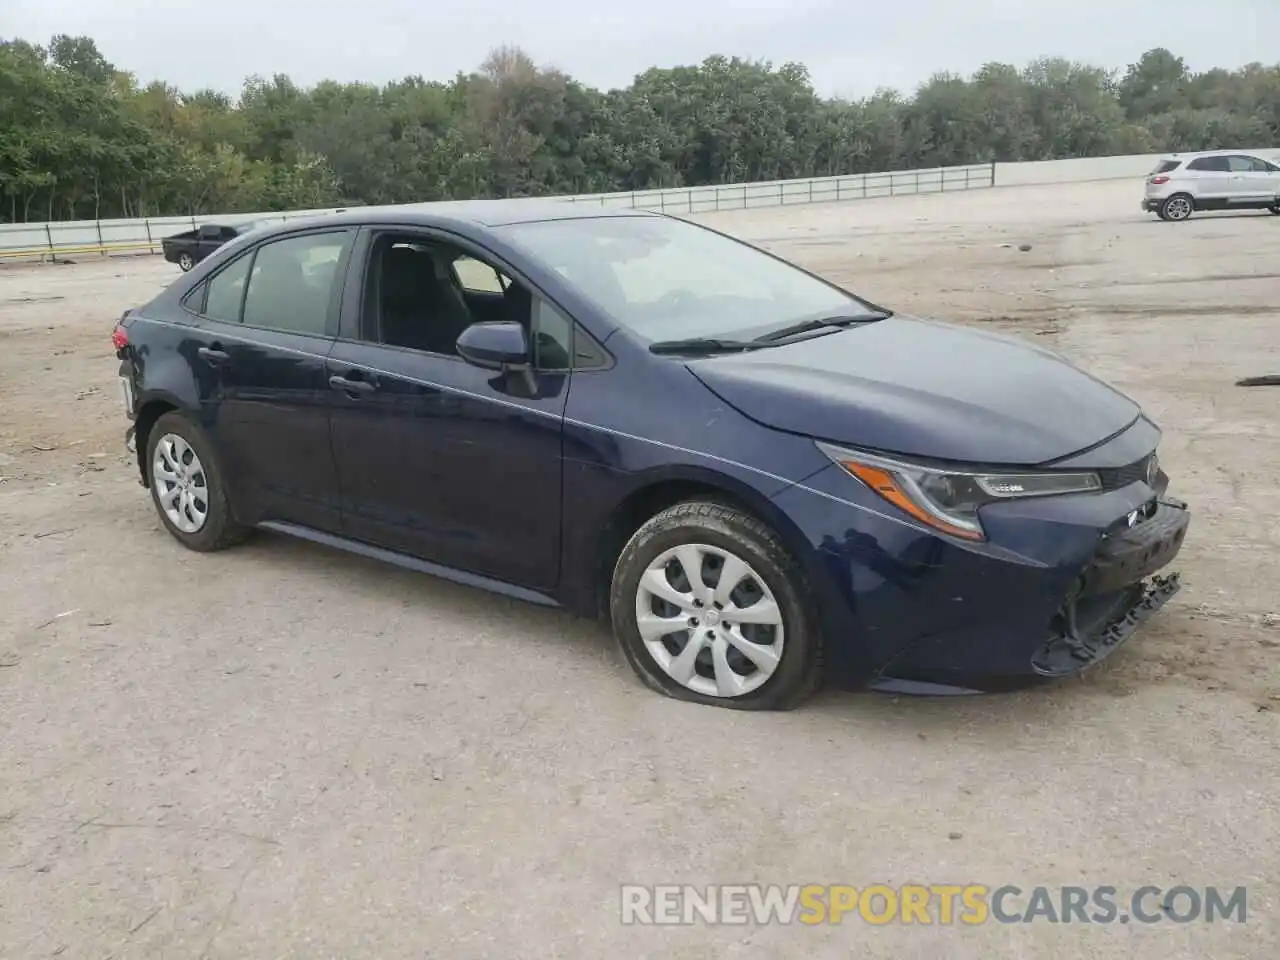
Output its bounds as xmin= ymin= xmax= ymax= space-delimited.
xmin=0 ymin=163 xmax=994 ymax=262
xmin=1 ymin=148 xmax=1273 ymax=263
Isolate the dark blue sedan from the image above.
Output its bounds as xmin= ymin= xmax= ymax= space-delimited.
xmin=111 ymin=202 xmax=1190 ymax=709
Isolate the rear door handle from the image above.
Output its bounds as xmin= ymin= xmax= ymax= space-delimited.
xmin=197 ymin=346 xmax=230 ymax=366
xmin=329 ymin=374 xmax=377 ymax=395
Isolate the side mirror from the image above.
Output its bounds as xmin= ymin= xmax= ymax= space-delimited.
xmin=456 ymin=321 xmax=531 ymax=371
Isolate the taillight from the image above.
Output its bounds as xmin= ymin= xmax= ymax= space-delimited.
xmin=1149 ymin=175 xmax=1170 ymax=185
xmin=111 ymin=325 xmax=129 ymax=351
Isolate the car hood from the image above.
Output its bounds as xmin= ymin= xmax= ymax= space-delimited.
xmin=686 ymin=316 xmax=1141 ymax=465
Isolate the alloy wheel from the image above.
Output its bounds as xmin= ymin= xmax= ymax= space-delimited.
xmin=1164 ymin=196 xmax=1192 ymax=220
xmin=634 ymin=542 xmax=785 ymax=698
xmin=152 ymin=432 xmax=210 ymax=533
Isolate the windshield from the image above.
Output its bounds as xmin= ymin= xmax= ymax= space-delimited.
xmin=494 ymin=215 xmax=879 ymax=343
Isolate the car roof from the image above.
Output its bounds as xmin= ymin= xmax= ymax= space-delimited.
xmin=1161 ymin=148 xmax=1272 ymax=160
xmin=257 ymin=200 xmax=658 ymax=235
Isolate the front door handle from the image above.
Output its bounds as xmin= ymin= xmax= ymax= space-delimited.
xmin=329 ymin=375 xmax=376 ymax=396
xmin=197 ymin=346 xmax=230 ymax=366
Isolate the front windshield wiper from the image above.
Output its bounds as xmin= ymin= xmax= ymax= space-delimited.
xmin=752 ymin=312 xmax=890 ymax=343
xmin=648 ymin=337 xmax=770 ymax=356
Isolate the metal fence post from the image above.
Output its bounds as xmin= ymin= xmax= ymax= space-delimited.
xmin=96 ymin=220 xmax=105 ymax=256
xmin=145 ymin=218 xmax=154 ymax=254
xmin=778 ymin=182 xmax=783 ymax=207
xmin=990 ymin=160 xmax=996 ymax=186
xmin=808 ymin=180 xmax=813 ymax=204
xmin=44 ymin=224 xmax=54 ymax=263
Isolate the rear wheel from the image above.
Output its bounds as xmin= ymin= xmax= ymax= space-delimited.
xmin=609 ymin=499 xmax=822 ymax=711
xmin=177 ymin=252 xmax=195 ymax=271
xmin=1269 ymin=203 xmax=1280 ymax=215
xmin=145 ymin=412 xmax=248 ymax=552
xmin=1160 ymin=194 xmax=1194 ymax=221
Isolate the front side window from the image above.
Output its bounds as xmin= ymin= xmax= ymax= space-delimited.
xmin=452 ymin=255 xmax=508 ymax=294
xmin=495 ymin=215 xmax=880 ymax=343
xmin=360 ymin=233 xmax=607 ymax=370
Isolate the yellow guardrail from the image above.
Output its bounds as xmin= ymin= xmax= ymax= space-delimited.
xmin=0 ymin=240 xmax=163 ymax=260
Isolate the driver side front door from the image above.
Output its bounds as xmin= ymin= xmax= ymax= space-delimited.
xmin=326 ymin=228 xmax=570 ymax=591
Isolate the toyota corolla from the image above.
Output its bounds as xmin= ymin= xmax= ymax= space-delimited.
xmin=111 ymin=203 xmax=1190 ymax=710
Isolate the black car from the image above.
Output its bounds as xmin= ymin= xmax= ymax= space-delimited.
xmin=110 ymin=202 xmax=1189 ymax=711
xmin=161 ymin=221 xmax=262 ymax=272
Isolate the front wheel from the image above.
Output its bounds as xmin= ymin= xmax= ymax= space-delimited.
xmin=609 ymin=499 xmax=822 ymax=711
xmin=1269 ymin=203 xmax=1280 ymax=215
xmin=177 ymin=252 xmax=195 ymax=271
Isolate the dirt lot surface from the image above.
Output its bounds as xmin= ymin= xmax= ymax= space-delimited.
xmin=2 ymin=180 xmax=1278 ymax=958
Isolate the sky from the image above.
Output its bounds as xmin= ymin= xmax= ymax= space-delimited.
xmin=4 ymin=0 xmax=1278 ymax=100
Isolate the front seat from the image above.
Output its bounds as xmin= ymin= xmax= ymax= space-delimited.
xmin=379 ymin=246 xmax=429 ymax=349
xmin=416 ymin=253 xmax=475 ymax=355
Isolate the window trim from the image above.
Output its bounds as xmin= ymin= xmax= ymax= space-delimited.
xmin=344 ymin=225 xmax=616 ymax=372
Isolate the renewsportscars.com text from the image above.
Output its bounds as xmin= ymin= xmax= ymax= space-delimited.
xmin=620 ymin=884 xmax=1247 ymax=926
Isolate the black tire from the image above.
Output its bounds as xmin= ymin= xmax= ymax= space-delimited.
xmin=1269 ymin=203 xmax=1280 ymax=215
xmin=177 ymin=252 xmax=195 ymax=271
xmin=608 ymin=499 xmax=822 ymax=711
xmin=1160 ymin=193 xmax=1195 ymax=221
xmin=145 ymin=411 xmax=249 ymax=552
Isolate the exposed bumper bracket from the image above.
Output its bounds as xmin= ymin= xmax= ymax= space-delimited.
xmin=1032 ymin=572 xmax=1182 ymax=677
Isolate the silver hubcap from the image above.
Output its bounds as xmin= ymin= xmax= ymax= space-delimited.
xmin=634 ymin=543 xmax=785 ymax=698
xmin=1166 ymin=197 xmax=1191 ymax=219
xmin=153 ymin=433 xmax=210 ymax=534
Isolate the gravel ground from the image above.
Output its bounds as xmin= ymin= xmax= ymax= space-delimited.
xmin=2 ymin=179 xmax=1278 ymax=959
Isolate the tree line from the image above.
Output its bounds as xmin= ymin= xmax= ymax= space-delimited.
xmin=1 ymin=35 xmax=1277 ymax=223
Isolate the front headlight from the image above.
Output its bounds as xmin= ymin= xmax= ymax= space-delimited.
xmin=815 ymin=441 xmax=1102 ymax=541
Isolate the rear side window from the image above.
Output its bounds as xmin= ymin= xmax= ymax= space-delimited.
xmin=240 ymin=232 xmax=350 ymax=336
xmin=203 ymin=253 xmax=252 ymax=323
xmin=1152 ymin=160 xmax=1181 ymax=174
xmin=1187 ymin=156 xmax=1229 ymax=172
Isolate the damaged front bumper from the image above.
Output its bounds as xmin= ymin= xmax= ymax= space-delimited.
xmin=1031 ymin=497 xmax=1190 ymax=677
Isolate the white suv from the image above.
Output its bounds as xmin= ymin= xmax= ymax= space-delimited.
xmin=1143 ymin=149 xmax=1280 ymax=221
